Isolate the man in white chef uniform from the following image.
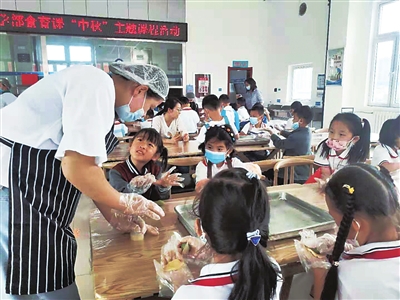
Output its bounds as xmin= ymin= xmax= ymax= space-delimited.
xmin=0 ymin=63 xmax=168 ymax=299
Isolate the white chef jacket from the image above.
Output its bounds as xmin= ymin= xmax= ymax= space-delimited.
xmin=173 ymin=259 xmax=282 ymax=299
xmin=151 ymin=114 xmax=187 ymax=138
xmin=0 ymin=66 xmax=115 ymax=187
xmin=195 ymin=157 xmax=249 ymax=183
xmin=337 ymin=240 xmax=400 ymax=300
xmin=372 ymin=143 xmax=400 ymax=188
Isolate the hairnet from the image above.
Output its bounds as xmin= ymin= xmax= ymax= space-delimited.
xmin=0 ymin=78 xmax=12 ymax=89
xmin=109 ymin=63 xmax=169 ymax=100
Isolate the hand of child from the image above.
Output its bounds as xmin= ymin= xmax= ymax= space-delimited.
xmin=129 ymin=173 xmax=156 ymax=194
xmin=195 ymin=179 xmax=209 ymax=194
xmin=155 ymin=166 xmax=185 ymax=188
xmin=245 ymin=163 xmax=263 ymax=179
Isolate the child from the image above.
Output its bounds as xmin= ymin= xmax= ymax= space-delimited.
xmin=236 ymin=96 xmax=250 ymax=124
xmin=178 ymin=96 xmax=200 ymax=134
xmin=314 ymin=113 xmax=371 ymax=180
xmin=241 ymin=103 xmax=269 ymax=135
xmin=152 ymin=97 xmax=189 ymax=144
xmin=109 ymin=128 xmax=179 ymax=200
xmin=171 ymin=168 xmax=283 ymax=299
xmin=285 ymin=101 xmax=302 ymax=130
xmin=266 ymin=105 xmax=313 ymax=184
xmin=220 ymin=94 xmax=240 ymax=131
xmin=312 ymin=164 xmax=400 ymax=300
xmin=196 ymin=94 xmax=238 ymax=144
xmin=195 ymin=125 xmax=260 ymax=192
xmin=372 ymin=118 xmax=400 ymax=188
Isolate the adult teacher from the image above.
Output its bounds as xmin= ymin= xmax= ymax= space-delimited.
xmin=243 ymin=77 xmax=270 ymax=121
xmin=0 ymin=63 xmax=168 ymax=299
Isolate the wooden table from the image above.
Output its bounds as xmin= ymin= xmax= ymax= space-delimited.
xmin=106 ymin=139 xmax=275 ymax=162
xmin=90 ymin=183 xmax=328 ymax=299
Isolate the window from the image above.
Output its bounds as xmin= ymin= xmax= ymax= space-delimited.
xmin=289 ymin=64 xmax=313 ymax=102
xmin=370 ymin=0 xmax=400 ymax=107
xmin=69 ymin=46 xmax=92 ymax=62
xmin=46 ymin=45 xmax=65 ymax=61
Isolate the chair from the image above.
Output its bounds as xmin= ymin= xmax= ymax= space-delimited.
xmin=273 ymin=158 xmax=315 ymax=186
xmin=254 ymin=159 xmax=281 ymax=172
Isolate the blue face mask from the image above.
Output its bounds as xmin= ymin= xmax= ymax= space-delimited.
xmin=116 ymin=94 xmax=146 ymax=122
xmin=0 ymin=89 xmax=3 ymax=93
xmin=205 ymin=149 xmax=226 ymax=164
xmin=246 ymin=86 xmax=251 ymax=91
xmin=292 ymin=122 xmax=299 ymax=130
xmin=249 ymin=117 xmax=258 ymax=125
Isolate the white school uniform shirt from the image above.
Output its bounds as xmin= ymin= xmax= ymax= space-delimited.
xmin=337 ymin=240 xmax=400 ymax=300
xmin=173 ymin=259 xmax=282 ymax=299
xmin=237 ymin=106 xmax=250 ymax=122
xmin=179 ymin=107 xmax=200 ymax=134
xmin=0 ymin=92 xmax=17 ymax=108
xmin=241 ymin=122 xmax=269 ymax=135
xmin=152 ymin=114 xmax=187 ymax=138
xmin=372 ymin=143 xmax=400 ymax=188
xmin=195 ymin=157 xmax=248 ymax=183
xmin=314 ymin=144 xmax=351 ymax=174
xmin=0 ymin=65 xmax=115 ymax=188
xmin=196 ymin=118 xmax=239 ymax=144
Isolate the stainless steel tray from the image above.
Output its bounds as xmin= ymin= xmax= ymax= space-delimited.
xmin=235 ymin=135 xmax=270 ymax=146
xmin=174 ymin=192 xmax=334 ymax=241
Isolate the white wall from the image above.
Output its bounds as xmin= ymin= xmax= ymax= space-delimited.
xmin=323 ymin=0 xmax=399 ymax=129
xmin=0 ymin=0 xmax=185 ymax=22
xmin=185 ymin=1 xmax=270 ymax=97
xmin=323 ymin=0 xmax=349 ymax=126
xmin=185 ymin=1 xmax=328 ymax=106
xmin=264 ymin=1 xmax=328 ymax=106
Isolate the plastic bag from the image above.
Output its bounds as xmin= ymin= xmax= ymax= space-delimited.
xmin=294 ymin=229 xmax=357 ymax=272
xmin=153 ymin=232 xmax=194 ymax=297
xmin=294 ymin=229 xmax=336 ymax=271
xmin=129 ymin=173 xmax=156 ymax=194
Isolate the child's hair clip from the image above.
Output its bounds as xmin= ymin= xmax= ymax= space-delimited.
xmin=342 ymin=184 xmax=354 ymax=195
xmin=246 ymin=229 xmax=261 ymax=246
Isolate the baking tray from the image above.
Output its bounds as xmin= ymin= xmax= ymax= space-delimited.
xmin=174 ymin=192 xmax=334 ymax=241
xmin=236 ymin=135 xmax=270 ymax=146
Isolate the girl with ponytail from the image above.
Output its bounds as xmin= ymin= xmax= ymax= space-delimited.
xmin=312 ymin=113 xmax=371 ymax=181
xmin=312 ymin=164 xmax=400 ymax=300
xmin=171 ymin=168 xmax=282 ymax=299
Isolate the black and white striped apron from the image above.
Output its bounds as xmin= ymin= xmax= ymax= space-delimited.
xmin=0 ymin=129 xmax=118 ymax=295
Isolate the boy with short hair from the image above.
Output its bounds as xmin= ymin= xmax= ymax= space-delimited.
xmin=266 ymin=105 xmax=313 ymax=184
xmin=219 ymin=94 xmax=240 ymax=131
xmin=240 ymin=103 xmax=270 ymax=161
xmin=178 ymin=96 xmax=200 ymax=134
xmin=196 ymin=94 xmax=239 ymax=144
xmin=240 ymin=103 xmax=268 ymax=135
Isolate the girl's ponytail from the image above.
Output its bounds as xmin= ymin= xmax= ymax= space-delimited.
xmin=229 ymin=178 xmax=278 ymax=300
xmin=356 ymin=118 xmax=371 ymax=163
xmin=321 ymin=185 xmax=356 ymax=300
xmin=159 ymin=146 xmax=168 ymax=172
